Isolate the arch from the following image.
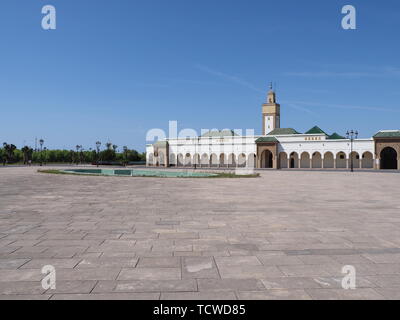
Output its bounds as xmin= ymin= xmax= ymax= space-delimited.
xmin=289 ymin=152 xmax=299 ymax=169
xmin=184 ymin=153 xmax=192 ymax=167
xmin=311 ymin=152 xmax=322 ymax=169
xmin=323 ymin=152 xmax=334 ymax=169
xmin=350 ymin=151 xmax=360 ymax=169
xmin=362 ymin=151 xmax=374 ymax=169
xmin=177 ymin=154 xmax=184 ymax=167
xmin=148 ymin=153 xmax=154 ymax=166
xmin=193 ymin=154 xmax=200 ymax=166
xmin=248 ymin=153 xmax=256 ymax=168
xmin=238 ymin=153 xmax=247 ymax=167
xmin=279 ymin=152 xmax=288 ymax=169
xmin=228 ymin=154 xmax=236 ymax=167
xmin=260 ymin=150 xmax=273 ymax=168
xmin=300 ymin=152 xmax=310 ymax=168
xmin=158 ymin=152 xmax=165 ymax=166
xmin=201 ymin=153 xmax=209 ymax=167
xmin=219 ymin=154 xmax=226 ymax=167
xmin=210 ymin=153 xmax=218 ymax=167
xmin=380 ymin=147 xmax=397 ymax=170
xmin=169 ymin=153 xmax=176 ymax=167
xmin=336 ymin=152 xmax=347 ymax=169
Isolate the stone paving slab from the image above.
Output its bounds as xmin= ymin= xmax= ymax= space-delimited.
xmin=160 ymin=292 xmax=237 ymax=300
xmin=0 ymin=167 xmax=400 ymax=300
xmin=50 ymin=293 xmax=161 ymax=300
xmin=93 ymin=280 xmax=197 ymax=293
xmin=237 ymin=290 xmax=312 ymax=300
xmin=197 ymin=279 xmax=266 ymax=292
xmin=305 ymin=288 xmax=385 ymax=300
xmin=118 ymin=268 xmax=181 ymax=281
xmin=0 ymin=294 xmax=52 ymax=300
xmin=76 ymin=257 xmax=138 ymax=269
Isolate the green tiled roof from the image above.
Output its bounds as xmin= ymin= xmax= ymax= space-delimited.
xmin=255 ymin=137 xmax=278 ymax=143
xmin=305 ymin=126 xmax=327 ymax=135
xmin=201 ymin=130 xmax=238 ymax=138
xmin=373 ymin=130 xmax=400 ymax=138
xmin=267 ymin=128 xmax=300 ymax=135
xmin=328 ymin=132 xmax=346 ymax=140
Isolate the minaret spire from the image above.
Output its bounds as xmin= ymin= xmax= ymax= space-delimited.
xmin=262 ymin=83 xmax=281 ymax=135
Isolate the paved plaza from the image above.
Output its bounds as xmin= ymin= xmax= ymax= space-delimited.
xmin=0 ymin=167 xmax=400 ymax=300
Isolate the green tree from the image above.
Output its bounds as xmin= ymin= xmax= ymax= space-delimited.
xmin=100 ymin=142 xmax=117 ymax=162
xmin=0 ymin=147 xmax=5 ymax=166
xmin=2 ymin=143 xmax=17 ymax=165
xmin=21 ymin=146 xmax=33 ymax=164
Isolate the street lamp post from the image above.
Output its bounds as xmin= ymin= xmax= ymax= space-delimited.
xmin=96 ymin=141 xmax=101 ymax=167
xmin=39 ymin=139 xmax=44 ymax=166
xmin=346 ymin=130 xmax=358 ymax=172
xmin=43 ymin=147 xmax=47 ymax=166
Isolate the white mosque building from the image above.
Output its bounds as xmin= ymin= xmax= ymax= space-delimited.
xmin=146 ymin=87 xmax=400 ymax=171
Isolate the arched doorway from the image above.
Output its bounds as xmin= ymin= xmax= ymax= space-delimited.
xmin=260 ymin=150 xmax=273 ymax=168
xmin=300 ymin=152 xmax=310 ymax=168
xmin=185 ymin=153 xmax=191 ymax=167
xmin=289 ymin=152 xmax=299 ymax=168
xmin=311 ymin=152 xmax=322 ymax=169
xmin=201 ymin=154 xmax=209 ymax=167
xmin=380 ymin=147 xmax=397 ymax=170
xmin=159 ymin=152 xmax=165 ymax=166
xmin=323 ymin=152 xmax=334 ymax=169
xmin=362 ymin=152 xmax=374 ymax=169
xmin=238 ymin=154 xmax=246 ymax=167
xmin=169 ymin=153 xmax=176 ymax=167
xmin=210 ymin=154 xmax=218 ymax=167
xmin=219 ymin=154 xmax=226 ymax=167
xmin=336 ymin=152 xmax=347 ymax=169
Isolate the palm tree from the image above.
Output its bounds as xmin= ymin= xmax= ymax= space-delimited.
xmin=2 ymin=143 xmax=16 ymax=165
xmin=96 ymin=141 xmax=101 ymax=167
xmin=75 ymin=145 xmax=82 ymax=164
xmin=1 ymin=143 xmax=6 ymax=166
xmin=21 ymin=146 xmax=30 ymax=165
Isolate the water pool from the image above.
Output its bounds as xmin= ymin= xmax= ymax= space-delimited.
xmin=61 ymin=169 xmax=218 ymax=178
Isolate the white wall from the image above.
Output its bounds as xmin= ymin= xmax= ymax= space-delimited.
xmin=147 ymin=136 xmax=375 ymax=166
xmin=278 ymin=138 xmax=374 ymax=159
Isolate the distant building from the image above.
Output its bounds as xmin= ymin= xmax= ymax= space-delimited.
xmin=147 ymin=87 xmax=400 ymax=170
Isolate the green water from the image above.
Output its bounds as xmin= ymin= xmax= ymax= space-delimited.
xmin=61 ymin=169 xmax=217 ymax=178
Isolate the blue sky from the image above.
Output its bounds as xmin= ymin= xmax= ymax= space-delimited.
xmin=0 ymin=0 xmax=399 ymax=151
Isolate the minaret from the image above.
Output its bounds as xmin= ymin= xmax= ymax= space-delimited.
xmin=262 ymin=83 xmax=280 ymax=135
